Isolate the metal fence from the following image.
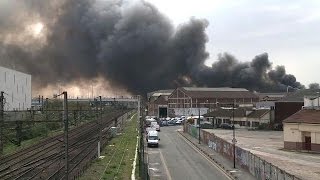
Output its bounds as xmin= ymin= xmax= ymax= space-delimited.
xmin=185 ymin=123 xmax=301 ymax=180
xmin=138 ymin=116 xmax=150 ymax=180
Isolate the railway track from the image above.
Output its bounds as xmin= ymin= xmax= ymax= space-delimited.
xmin=0 ymin=110 xmax=132 ymax=180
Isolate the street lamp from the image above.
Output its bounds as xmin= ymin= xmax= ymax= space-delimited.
xmin=198 ymin=106 xmax=201 ymax=144
xmin=221 ymin=102 xmax=236 ymax=169
xmin=232 ymin=102 xmax=236 ymax=169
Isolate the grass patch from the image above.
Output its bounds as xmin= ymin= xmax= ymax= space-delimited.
xmin=3 ymin=128 xmax=63 ymax=155
xmin=80 ymin=114 xmax=138 ymax=180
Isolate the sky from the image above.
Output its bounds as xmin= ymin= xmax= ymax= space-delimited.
xmin=145 ymin=0 xmax=320 ymax=87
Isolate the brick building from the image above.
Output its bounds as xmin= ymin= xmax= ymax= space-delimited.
xmin=168 ymin=87 xmax=259 ymax=117
xmin=274 ymin=89 xmax=320 ymax=124
xmin=147 ymin=89 xmax=173 ymax=117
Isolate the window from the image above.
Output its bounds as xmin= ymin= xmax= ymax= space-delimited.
xmin=14 ymin=74 xmax=15 ymax=84
xmin=252 ymin=122 xmax=259 ymax=127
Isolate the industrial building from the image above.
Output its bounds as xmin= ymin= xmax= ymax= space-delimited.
xmin=147 ymin=89 xmax=174 ymax=117
xmin=0 ymin=66 xmax=32 ymax=111
xmin=168 ymin=87 xmax=259 ymax=117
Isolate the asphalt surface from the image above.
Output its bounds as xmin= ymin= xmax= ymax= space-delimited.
xmin=146 ymin=126 xmax=231 ymax=180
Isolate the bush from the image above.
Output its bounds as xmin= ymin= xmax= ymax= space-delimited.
xmin=47 ymin=122 xmax=61 ymax=131
xmin=22 ymin=124 xmax=49 ymax=140
xmin=257 ymin=123 xmax=270 ymax=130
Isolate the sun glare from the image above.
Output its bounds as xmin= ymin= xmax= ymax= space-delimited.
xmin=27 ymin=22 xmax=44 ymax=37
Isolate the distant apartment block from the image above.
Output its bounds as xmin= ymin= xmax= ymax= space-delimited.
xmin=0 ymin=66 xmax=32 ymax=110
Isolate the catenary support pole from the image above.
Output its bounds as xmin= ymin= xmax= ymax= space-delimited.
xmin=98 ymin=96 xmax=102 ymax=158
xmin=233 ymin=102 xmax=236 ymax=169
xmin=63 ymin=91 xmax=69 ymax=179
xmin=0 ymin=91 xmax=4 ymax=155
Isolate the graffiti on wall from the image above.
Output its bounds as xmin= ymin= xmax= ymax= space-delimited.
xmin=208 ymin=140 xmax=217 ymax=151
xmin=195 ymin=128 xmax=299 ymax=180
xmin=236 ymin=147 xmax=249 ymax=167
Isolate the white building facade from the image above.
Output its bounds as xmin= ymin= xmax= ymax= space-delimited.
xmin=0 ymin=66 xmax=32 ymax=111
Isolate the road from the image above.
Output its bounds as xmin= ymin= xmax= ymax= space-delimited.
xmin=146 ymin=126 xmax=231 ymax=180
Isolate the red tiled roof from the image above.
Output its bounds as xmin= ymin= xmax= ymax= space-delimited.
xmin=283 ymin=109 xmax=320 ymax=124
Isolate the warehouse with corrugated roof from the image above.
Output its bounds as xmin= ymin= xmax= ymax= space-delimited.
xmin=168 ymin=87 xmax=258 ymax=116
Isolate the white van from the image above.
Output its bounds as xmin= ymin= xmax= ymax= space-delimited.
xmin=147 ymin=130 xmax=160 ymax=147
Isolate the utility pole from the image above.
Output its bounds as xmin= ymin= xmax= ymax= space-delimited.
xmin=76 ymin=97 xmax=79 ymax=126
xmin=137 ymin=95 xmax=140 ymax=122
xmin=0 ymin=91 xmax=4 ymax=155
xmin=198 ymin=107 xmax=201 ymax=144
xmin=41 ymin=96 xmax=44 ymax=112
xmin=62 ymin=91 xmax=69 ymax=179
xmin=16 ymin=121 xmax=22 ymax=146
xmin=45 ymin=98 xmax=49 ymax=120
xmin=98 ymin=96 xmax=102 ymax=158
xmin=232 ymin=102 xmax=236 ymax=169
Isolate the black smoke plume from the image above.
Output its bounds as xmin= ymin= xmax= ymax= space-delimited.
xmin=0 ymin=0 xmax=304 ymax=95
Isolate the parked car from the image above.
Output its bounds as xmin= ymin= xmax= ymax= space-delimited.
xmin=161 ymin=120 xmax=168 ymax=126
xmin=147 ymin=130 xmax=160 ymax=147
xmin=220 ymin=123 xmax=234 ymax=129
xmin=152 ymin=124 xmax=160 ymax=131
xmin=168 ymin=120 xmax=175 ymax=125
xmin=175 ymin=120 xmax=183 ymax=125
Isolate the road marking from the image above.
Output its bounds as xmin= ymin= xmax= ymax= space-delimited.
xmin=159 ymin=150 xmax=173 ymax=180
xmin=177 ymin=132 xmax=234 ymax=180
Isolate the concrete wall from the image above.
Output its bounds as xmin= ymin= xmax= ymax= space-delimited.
xmin=168 ymin=107 xmax=208 ymax=117
xmin=284 ymin=123 xmax=320 ymax=152
xmin=304 ymin=97 xmax=320 ymax=108
xmin=184 ymin=124 xmax=300 ymax=180
xmin=256 ymin=101 xmax=275 ymax=109
xmin=0 ymin=66 xmax=32 ymax=111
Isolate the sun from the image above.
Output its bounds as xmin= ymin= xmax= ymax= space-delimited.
xmin=32 ymin=22 xmax=44 ymax=36
xmin=27 ymin=22 xmax=44 ymax=37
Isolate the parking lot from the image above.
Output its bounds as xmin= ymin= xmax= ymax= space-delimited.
xmin=204 ymin=129 xmax=320 ymax=180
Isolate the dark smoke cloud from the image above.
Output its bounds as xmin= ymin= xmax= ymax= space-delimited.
xmin=0 ymin=0 xmax=304 ymax=95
